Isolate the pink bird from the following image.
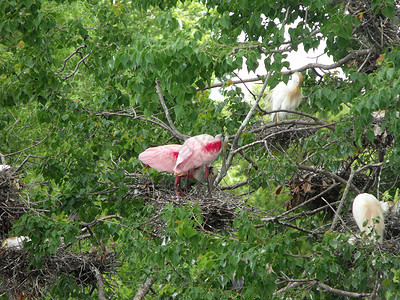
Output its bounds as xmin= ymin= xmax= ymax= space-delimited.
xmin=174 ymin=134 xmax=226 ymax=196
xmin=138 ymin=143 xmax=220 ymax=197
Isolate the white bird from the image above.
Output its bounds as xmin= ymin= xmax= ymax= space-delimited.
xmin=265 ymin=72 xmax=303 ymax=122
xmin=380 ymin=200 xmax=400 ymax=214
xmin=1 ymin=236 xmax=31 ymax=250
xmin=0 ymin=165 xmax=10 ymax=172
xmin=352 ymin=193 xmax=385 ymax=244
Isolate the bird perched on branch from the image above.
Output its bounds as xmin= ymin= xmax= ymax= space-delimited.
xmin=352 ymin=193 xmax=385 ymax=244
xmin=139 ymin=134 xmax=226 ymax=197
xmin=265 ymin=72 xmax=303 ymax=122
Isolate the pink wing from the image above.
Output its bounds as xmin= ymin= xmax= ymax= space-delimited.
xmin=139 ymin=144 xmax=182 ymax=173
xmin=174 ymin=134 xmax=222 ymax=174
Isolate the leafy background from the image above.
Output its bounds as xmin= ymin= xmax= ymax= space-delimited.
xmin=1 ymin=0 xmax=400 ymax=298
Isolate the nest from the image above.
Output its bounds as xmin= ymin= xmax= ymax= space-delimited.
xmin=0 ymin=170 xmax=27 ymax=240
xmin=126 ymin=173 xmax=263 ymax=235
xmin=253 ymin=121 xmax=319 ymax=152
xmin=345 ymin=0 xmax=400 ymax=73
xmin=0 ymin=246 xmax=119 ymax=298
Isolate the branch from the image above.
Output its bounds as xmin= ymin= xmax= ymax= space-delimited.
xmin=330 ymin=166 xmax=356 ymax=231
xmin=155 ymin=80 xmax=188 ymax=140
xmin=134 ymin=278 xmax=153 ymax=300
xmin=233 ymin=122 xmax=334 ymax=155
xmin=274 ymin=278 xmax=371 ymax=298
xmin=200 ymin=49 xmax=372 ymax=91
xmin=4 ymin=127 xmax=55 ymax=157
xmin=80 ymin=214 xmax=122 ymax=229
xmin=297 ymin=164 xmax=360 ymax=194
xmin=90 ymin=265 xmax=107 ymax=300
xmin=80 ymin=108 xmax=178 ymax=136
xmin=317 ymin=281 xmax=370 ymax=298
xmin=215 ymin=72 xmax=272 ymax=185
xmin=8 ymin=66 xmax=27 ymax=86
xmin=63 ymin=51 xmax=92 ymax=80
xmin=58 ymin=45 xmax=87 ymax=73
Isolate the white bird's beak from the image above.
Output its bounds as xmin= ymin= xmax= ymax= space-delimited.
xmin=294 ymin=85 xmax=299 ymax=94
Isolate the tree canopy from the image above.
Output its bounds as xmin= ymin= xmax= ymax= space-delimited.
xmin=1 ymin=0 xmax=400 ymax=298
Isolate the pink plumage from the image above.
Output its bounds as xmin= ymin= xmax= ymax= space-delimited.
xmin=173 ymin=134 xmax=224 ymax=175
xmin=138 ymin=144 xmax=181 ymax=173
xmin=138 ymin=139 xmax=223 ymax=198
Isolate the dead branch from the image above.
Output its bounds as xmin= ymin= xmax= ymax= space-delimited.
xmin=201 ymin=49 xmax=372 ymax=91
xmin=4 ymin=127 xmax=55 ymax=157
xmin=216 ymin=71 xmax=272 ymax=185
xmin=8 ymin=66 xmax=27 ymax=86
xmin=90 ymin=265 xmax=107 ymax=300
xmin=297 ymin=164 xmax=360 ymax=194
xmin=63 ymin=51 xmax=92 ymax=80
xmin=134 ymin=278 xmax=153 ymax=300
xmin=155 ymin=80 xmax=188 ymax=141
xmin=80 ymin=215 xmax=122 ymax=231
xmin=274 ymin=278 xmax=371 ymax=298
xmin=330 ymin=166 xmax=355 ymax=231
xmin=58 ymin=45 xmax=87 ymax=73
xmin=316 ymin=281 xmax=370 ymax=298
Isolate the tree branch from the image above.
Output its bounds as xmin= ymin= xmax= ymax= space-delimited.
xmin=330 ymin=166 xmax=356 ymax=231
xmin=155 ymin=80 xmax=189 ymax=141
xmin=215 ymin=72 xmax=272 ymax=185
xmin=5 ymin=127 xmax=55 ymax=157
xmin=200 ymin=49 xmax=372 ymax=91
xmin=297 ymin=164 xmax=360 ymax=194
xmin=134 ymin=278 xmax=153 ymax=300
xmin=90 ymin=265 xmax=107 ymax=300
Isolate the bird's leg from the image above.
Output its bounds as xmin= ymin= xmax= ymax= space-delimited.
xmin=185 ymin=171 xmax=189 ymax=194
xmin=205 ymin=165 xmax=213 ymax=199
xmin=174 ymin=176 xmax=184 ymax=198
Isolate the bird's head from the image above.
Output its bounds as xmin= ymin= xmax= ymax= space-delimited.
xmin=209 ymin=166 xmax=219 ymax=178
xmin=291 ymin=72 xmax=303 ymax=94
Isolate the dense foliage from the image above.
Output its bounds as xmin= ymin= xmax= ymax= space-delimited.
xmin=1 ymin=0 xmax=400 ymax=298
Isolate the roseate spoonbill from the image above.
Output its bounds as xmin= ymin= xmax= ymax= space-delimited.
xmin=265 ymin=72 xmax=303 ymax=122
xmin=352 ymin=193 xmax=385 ymax=244
xmin=138 ymin=144 xmax=220 ymax=197
xmin=174 ymin=134 xmax=227 ymax=196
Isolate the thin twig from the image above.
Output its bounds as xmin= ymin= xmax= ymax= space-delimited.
xmin=155 ymin=80 xmax=188 ymax=141
xmin=330 ymin=166 xmax=356 ymax=231
xmin=5 ymin=127 xmax=55 ymax=157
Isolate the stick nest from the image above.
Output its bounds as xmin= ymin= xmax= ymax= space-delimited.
xmin=127 ymin=173 xmax=265 ymax=235
xmin=345 ymin=0 xmax=400 ymax=73
xmin=0 ymin=169 xmax=27 ymax=240
xmin=0 ymin=246 xmax=119 ymax=298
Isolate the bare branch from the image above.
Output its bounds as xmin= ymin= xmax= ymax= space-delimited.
xmin=155 ymin=80 xmax=188 ymax=140
xmin=8 ymin=66 xmax=27 ymax=86
xmin=317 ymin=281 xmax=370 ymax=298
xmin=4 ymin=127 xmax=55 ymax=157
xmin=330 ymin=166 xmax=356 ymax=231
xmin=297 ymin=164 xmax=360 ymax=194
xmin=90 ymin=265 xmax=107 ymax=300
xmin=200 ymin=49 xmax=372 ymax=91
xmin=134 ymin=278 xmax=153 ymax=300
xmin=215 ymin=72 xmax=272 ymax=185
xmin=63 ymin=52 xmax=92 ymax=80
xmin=58 ymin=45 xmax=87 ymax=73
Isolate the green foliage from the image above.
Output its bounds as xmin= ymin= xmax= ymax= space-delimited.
xmin=1 ymin=0 xmax=400 ymax=298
